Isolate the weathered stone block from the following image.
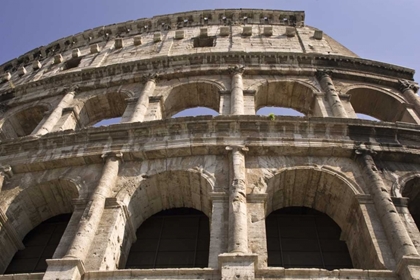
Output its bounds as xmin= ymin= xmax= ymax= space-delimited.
xmin=54 ymin=54 xmax=63 ymax=64
xmin=32 ymin=60 xmax=42 ymax=70
xmin=18 ymin=66 xmax=27 ymax=76
xmin=314 ymin=30 xmax=323 ymax=40
xmin=90 ymin=44 xmax=100 ymax=54
xmin=153 ymin=32 xmax=161 ymax=42
xmin=114 ymin=38 xmax=124 ymax=49
xmin=263 ymin=26 xmax=273 ymax=36
xmin=286 ymin=27 xmax=296 ymax=37
xmin=133 ymin=36 xmax=142 ymax=45
xmin=1 ymin=72 xmax=11 ymax=82
xmin=175 ymin=30 xmax=184 ymax=40
xmin=220 ymin=26 xmax=229 ymax=36
xmin=242 ymin=26 xmax=252 ymax=36
xmin=72 ymin=48 xmax=81 ymax=58
xmin=200 ymin=28 xmax=208 ymax=37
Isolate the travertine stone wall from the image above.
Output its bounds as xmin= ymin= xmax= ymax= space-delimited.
xmin=1 ymin=7 xmax=420 ymax=280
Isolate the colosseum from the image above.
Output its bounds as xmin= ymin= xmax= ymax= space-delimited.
xmin=0 ymin=8 xmax=420 ymax=280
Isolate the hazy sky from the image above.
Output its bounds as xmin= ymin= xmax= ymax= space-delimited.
xmin=1 ymin=0 xmax=419 ymax=81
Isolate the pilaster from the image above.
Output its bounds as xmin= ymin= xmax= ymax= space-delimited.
xmin=316 ymin=70 xmax=348 ymax=118
xmin=229 ymin=65 xmax=245 ymax=115
xmin=32 ymin=89 xmax=76 ymax=136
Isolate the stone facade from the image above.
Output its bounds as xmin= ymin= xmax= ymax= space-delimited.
xmin=0 ymin=8 xmax=420 ymax=280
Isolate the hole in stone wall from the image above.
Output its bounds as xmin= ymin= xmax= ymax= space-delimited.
xmin=63 ymin=57 xmax=83 ymax=70
xmin=92 ymin=117 xmax=122 ymax=127
xmin=172 ymin=107 xmax=219 ymax=118
xmin=193 ymin=36 xmax=216 ymax=48
xmin=256 ymin=107 xmax=304 ymax=117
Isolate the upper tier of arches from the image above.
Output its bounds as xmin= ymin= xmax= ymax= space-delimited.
xmin=0 ymin=76 xmax=418 ymax=140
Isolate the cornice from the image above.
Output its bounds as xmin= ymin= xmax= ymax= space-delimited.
xmin=0 ymin=9 xmax=305 ymax=73
xmin=0 ymin=52 xmax=414 ymax=104
xmin=1 ymin=116 xmax=420 ymax=173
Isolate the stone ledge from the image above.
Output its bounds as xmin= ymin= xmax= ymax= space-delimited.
xmin=257 ymin=268 xmax=396 ymax=279
xmin=84 ymin=268 xmax=218 ymax=280
xmin=0 ymin=52 xmax=414 ymax=100
xmin=0 ymin=273 xmax=44 ymax=280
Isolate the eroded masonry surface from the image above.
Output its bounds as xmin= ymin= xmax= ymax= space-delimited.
xmin=1 ymin=8 xmax=420 ymax=280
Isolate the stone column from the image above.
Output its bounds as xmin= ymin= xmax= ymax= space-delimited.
xmin=226 ymin=146 xmax=248 ymax=253
xmin=229 ymin=65 xmax=245 ymax=115
xmin=32 ymin=90 xmax=75 ymax=136
xmin=209 ymin=192 xmax=229 ymax=268
xmin=217 ymin=151 xmax=258 ymax=279
xmin=399 ymin=79 xmax=420 ymax=117
xmin=125 ymin=73 xmax=157 ymax=123
xmin=0 ymin=165 xmax=12 ymax=193
xmin=64 ymin=152 xmax=122 ymax=261
xmin=356 ymin=148 xmax=420 ymax=278
xmin=316 ymin=70 xmax=348 ymax=118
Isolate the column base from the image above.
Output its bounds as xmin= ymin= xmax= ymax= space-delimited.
xmin=43 ymin=258 xmax=85 ymax=280
xmin=396 ymin=256 xmax=420 ymax=280
xmin=218 ymin=253 xmax=258 ymax=280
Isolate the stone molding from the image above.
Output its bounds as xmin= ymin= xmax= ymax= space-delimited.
xmin=1 ymin=52 xmax=414 ymax=101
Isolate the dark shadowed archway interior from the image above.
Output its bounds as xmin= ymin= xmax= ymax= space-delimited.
xmin=402 ymin=177 xmax=420 ymax=228
xmin=126 ymin=208 xmax=209 ymax=269
xmin=5 ymin=214 xmax=71 ymax=274
xmin=266 ymin=207 xmax=353 ymax=270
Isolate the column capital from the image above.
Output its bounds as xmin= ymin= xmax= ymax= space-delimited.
xmin=63 ymin=85 xmax=79 ymax=95
xmin=398 ymin=79 xmax=419 ymax=93
xmin=0 ymin=165 xmax=13 ymax=178
xmin=101 ymin=151 xmax=123 ymax=161
xmin=226 ymin=145 xmax=249 ymax=152
xmin=228 ymin=64 xmax=245 ymax=75
xmin=315 ymin=69 xmax=333 ymax=80
xmin=141 ymin=72 xmax=159 ymax=83
xmin=354 ymin=144 xmax=377 ymax=158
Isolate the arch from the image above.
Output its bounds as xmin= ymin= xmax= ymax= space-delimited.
xmin=172 ymin=107 xmax=219 ymax=118
xmin=392 ymin=172 xmax=420 ymax=197
xmin=345 ymin=86 xmax=411 ymax=123
xmin=77 ymin=91 xmax=129 ymax=127
xmin=4 ymin=214 xmax=72 ymax=274
xmin=254 ymin=81 xmax=316 ymax=115
xmin=125 ymin=208 xmax=210 ymax=269
xmin=0 ymin=104 xmax=49 ymax=139
xmin=0 ymin=179 xmax=79 ymax=273
xmin=266 ymin=206 xmax=353 ymax=269
xmin=164 ymin=82 xmax=221 ymax=118
xmin=118 ymin=169 xmax=214 ymax=232
xmin=264 ymin=166 xmax=387 ymax=269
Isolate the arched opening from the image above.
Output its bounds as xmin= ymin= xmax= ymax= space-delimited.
xmin=402 ymin=177 xmax=420 ymax=228
xmin=126 ymin=208 xmax=209 ymax=269
xmin=92 ymin=117 xmax=122 ymax=127
xmin=172 ymin=107 xmax=218 ymax=118
xmin=256 ymin=107 xmax=304 ymax=117
xmin=347 ymin=87 xmax=410 ymax=123
xmin=77 ymin=92 xmax=128 ymax=127
xmin=0 ymin=179 xmax=79 ymax=273
xmin=164 ymin=82 xmax=220 ymax=118
xmin=4 ymin=214 xmax=71 ymax=274
xmin=117 ymin=170 xmax=213 ymax=269
xmin=1 ymin=105 xmax=49 ymax=138
xmin=255 ymin=81 xmax=314 ymax=116
xmin=356 ymin=113 xmax=380 ymax=121
xmin=265 ymin=167 xmax=391 ymax=269
xmin=266 ymin=206 xmax=352 ymax=270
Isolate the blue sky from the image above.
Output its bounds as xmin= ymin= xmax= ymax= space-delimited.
xmin=1 ymin=0 xmax=419 ymax=81
xmin=0 ymin=0 xmax=419 ymax=121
